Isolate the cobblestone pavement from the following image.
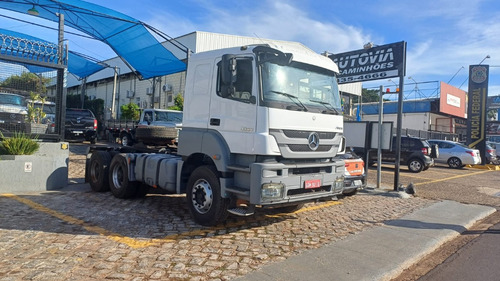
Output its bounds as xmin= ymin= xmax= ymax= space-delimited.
xmin=3 ymin=142 xmax=499 ymax=281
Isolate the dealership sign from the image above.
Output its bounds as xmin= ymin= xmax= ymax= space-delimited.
xmin=329 ymin=41 xmax=406 ymax=84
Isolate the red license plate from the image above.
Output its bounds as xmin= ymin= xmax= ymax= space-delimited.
xmin=305 ymin=179 xmax=321 ymax=189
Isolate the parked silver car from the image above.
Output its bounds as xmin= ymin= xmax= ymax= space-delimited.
xmin=485 ymin=143 xmax=499 ymax=164
xmin=487 ymin=141 xmax=500 ymax=158
xmin=427 ymin=139 xmax=481 ymax=168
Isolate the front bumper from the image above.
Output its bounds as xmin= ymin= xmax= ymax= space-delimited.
xmin=245 ymin=160 xmax=345 ymax=206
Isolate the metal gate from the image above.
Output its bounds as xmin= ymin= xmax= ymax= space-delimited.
xmin=0 ymin=31 xmax=66 ymax=141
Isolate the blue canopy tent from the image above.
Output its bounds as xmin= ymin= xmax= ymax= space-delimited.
xmin=0 ymin=28 xmax=105 ymax=79
xmin=0 ymin=0 xmax=187 ymax=79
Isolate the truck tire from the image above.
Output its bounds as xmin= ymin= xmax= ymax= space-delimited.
xmin=88 ymin=151 xmax=112 ymax=192
xmin=186 ymin=165 xmax=229 ymax=226
xmin=135 ymin=126 xmax=177 ymax=145
xmin=109 ymin=154 xmax=140 ymax=199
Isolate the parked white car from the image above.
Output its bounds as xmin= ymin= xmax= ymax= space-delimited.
xmin=427 ymin=139 xmax=481 ymax=168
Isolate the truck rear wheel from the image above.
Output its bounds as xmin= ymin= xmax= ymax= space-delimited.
xmin=88 ymin=151 xmax=111 ymax=192
xmin=186 ymin=166 xmax=229 ymax=226
xmin=135 ymin=126 xmax=177 ymax=145
xmin=109 ymin=154 xmax=140 ymax=199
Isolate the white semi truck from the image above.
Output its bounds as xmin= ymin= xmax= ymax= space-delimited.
xmin=86 ymin=43 xmax=346 ymax=226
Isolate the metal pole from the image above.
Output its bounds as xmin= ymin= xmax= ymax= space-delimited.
xmin=111 ymin=66 xmax=118 ymax=119
xmin=394 ymin=78 xmax=405 ymax=191
xmin=56 ymin=12 xmax=66 ymax=141
xmin=152 ymin=77 xmax=156 ymax=109
xmin=393 ymin=41 xmax=407 ymax=191
xmin=57 ymin=13 xmax=64 ymax=65
xmin=377 ymin=86 xmax=383 ymax=189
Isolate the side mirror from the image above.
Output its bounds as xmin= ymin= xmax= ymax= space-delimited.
xmin=249 ymin=95 xmax=257 ymax=104
xmin=221 ymin=54 xmax=237 ymax=85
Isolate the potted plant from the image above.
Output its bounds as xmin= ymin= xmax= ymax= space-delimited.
xmin=25 ymin=92 xmax=48 ymax=134
xmin=0 ymin=131 xmax=40 ymax=157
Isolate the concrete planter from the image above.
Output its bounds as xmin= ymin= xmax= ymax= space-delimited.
xmin=0 ymin=142 xmax=69 ymax=193
xmin=24 ymin=123 xmax=49 ymax=135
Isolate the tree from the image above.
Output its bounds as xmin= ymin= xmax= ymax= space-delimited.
xmin=168 ymin=93 xmax=184 ymax=111
xmin=352 ymin=88 xmax=381 ymax=103
xmin=120 ymin=102 xmax=140 ymax=120
xmin=0 ymin=72 xmax=50 ymax=94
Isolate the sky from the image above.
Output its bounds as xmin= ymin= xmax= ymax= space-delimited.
xmin=1 ymin=0 xmax=499 ymax=98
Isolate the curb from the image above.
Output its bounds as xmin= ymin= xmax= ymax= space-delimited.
xmin=235 ymin=200 xmax=496 ymax=281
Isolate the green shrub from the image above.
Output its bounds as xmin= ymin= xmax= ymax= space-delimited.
xmin=0 ymin=132 xmax=40 ymax=155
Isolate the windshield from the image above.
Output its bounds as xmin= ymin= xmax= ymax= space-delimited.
xmin=155 ymin=111 xmax=183 ymax=123
xmin=260 ymin=61 xmax=341 ymax=114
xmin=34 ymin=103 xmax=56 ymax=114
xmin=0 ymin=94 xmax=26 ymax=106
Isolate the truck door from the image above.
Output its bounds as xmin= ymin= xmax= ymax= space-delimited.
xmin=209 ymin=57 xmax=257 ymax=154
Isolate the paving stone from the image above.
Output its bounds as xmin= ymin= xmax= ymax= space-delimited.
xmin=0 ymin=143 xmax=439 ymax=280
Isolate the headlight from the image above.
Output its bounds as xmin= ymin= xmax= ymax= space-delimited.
xmin=335 ymin=177 xmax=344 ymax=189
xmin=261 ymin=182 xmax=284 ymax=199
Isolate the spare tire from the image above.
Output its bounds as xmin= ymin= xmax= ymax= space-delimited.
xmin=135 ymin=126 xmax=178 ymax=145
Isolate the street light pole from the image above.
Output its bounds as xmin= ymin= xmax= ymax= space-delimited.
xmin=377 ymin=86 xmax=384 ymax=189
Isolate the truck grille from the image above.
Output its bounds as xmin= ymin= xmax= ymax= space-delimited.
xmin=287 ymin=144 xmax=332 ymax=152
xmin=0 ymin=112 xmax=25 ymax=122
xmin=269 ymin=129 xmax=340 ymax=159
xmin=283 ymin=130 xmax=335 ymax=139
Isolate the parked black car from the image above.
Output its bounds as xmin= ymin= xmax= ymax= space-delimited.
xmin=354 ymin=135 xmax=438 ymax=173
xmin=65 ymin=108 xmax=97 ymax=144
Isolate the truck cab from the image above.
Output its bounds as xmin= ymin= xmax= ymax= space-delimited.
xmin=178 ymin=44 xmax=346 ymax=224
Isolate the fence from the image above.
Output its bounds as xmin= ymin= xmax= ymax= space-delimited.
xmin=0 ymin=32 xmax=66 ymax=141
xmin=401 ymin=128 xmax=459 ymax=142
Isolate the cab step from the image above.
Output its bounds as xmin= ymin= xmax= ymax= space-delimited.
xmin=227 ymin=205 xmax=255 ymax=216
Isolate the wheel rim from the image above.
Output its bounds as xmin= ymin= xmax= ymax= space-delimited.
xmin=410 ymin=160 xmax=422 ymax=172
xmin=449 ymin=158 xmax=460 ymax=168
xmin=111 ymin=165 xmax=125 ymax=190
xmin=191 ymin=179 xmax=213 ymax=214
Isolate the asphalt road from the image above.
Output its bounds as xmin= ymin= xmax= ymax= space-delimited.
xmin=418 ymin=220 xmax=500 ymax=281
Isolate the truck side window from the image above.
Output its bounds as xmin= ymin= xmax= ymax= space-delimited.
xmin=217 ymin=58 xmax=253 ymax=101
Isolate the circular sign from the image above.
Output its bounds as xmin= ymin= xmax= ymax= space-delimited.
xmin=470 ymin=66 xmax=487 ymax=84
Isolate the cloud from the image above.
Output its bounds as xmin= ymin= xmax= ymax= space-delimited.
xmin=148 ymin=0 xmax=372 ymax=55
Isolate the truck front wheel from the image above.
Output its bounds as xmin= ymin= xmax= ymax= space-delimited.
xmin=109 ymin=154 xmax=139 ymax=199
xmin=186 ymin=166 xmax=229 ymax=226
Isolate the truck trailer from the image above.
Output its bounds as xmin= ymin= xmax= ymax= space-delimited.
xmin=86 ymin=42 xmax=346 ymax=226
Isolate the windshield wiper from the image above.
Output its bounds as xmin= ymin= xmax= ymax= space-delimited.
xmin=269 ymin=90 xmax=308 ymax=112
xmin=309 ymin=99 xmax=339 ymax=114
